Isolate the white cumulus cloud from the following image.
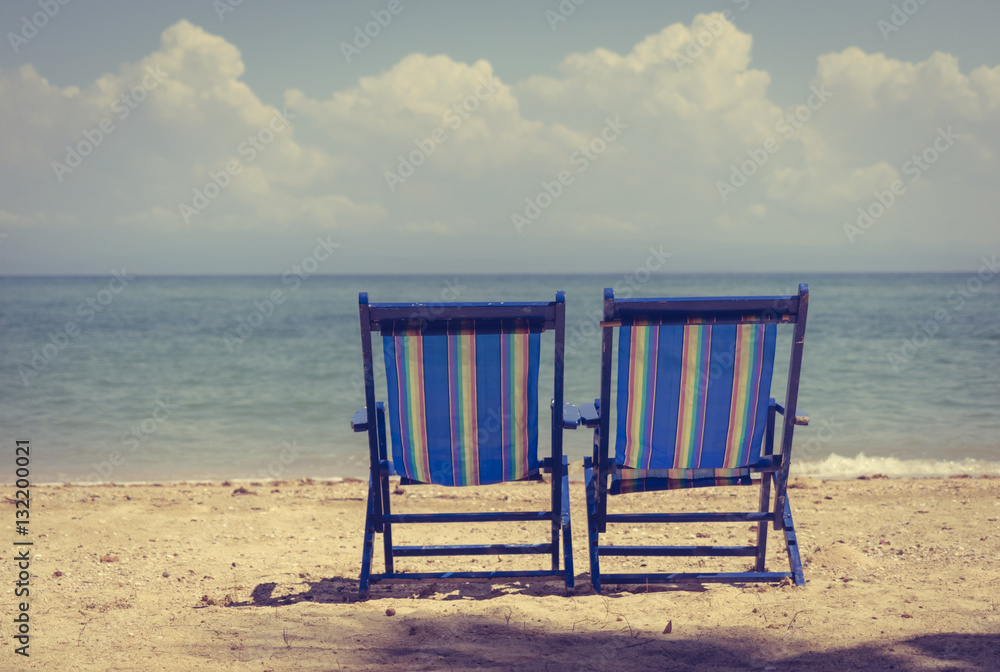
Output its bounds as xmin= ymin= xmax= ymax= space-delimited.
xmin=1 ymin=14 xmax=997 ymax=272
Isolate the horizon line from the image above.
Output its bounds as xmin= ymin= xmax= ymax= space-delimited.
xmin=0 ymin=270 xmax=986 ymax=279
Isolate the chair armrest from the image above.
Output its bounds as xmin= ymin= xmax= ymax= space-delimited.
xmin=752 ymin=454 xmax=783 ymax=472
xmin=773 ymin=402 xmax=808 ymax=426
xmin=579 ymin=402 xmax=600 ymax=428
xmin=560 ymin=402 xmax=581 ymax=429
xmin=351 ymin=408 xmax=369 ymax=432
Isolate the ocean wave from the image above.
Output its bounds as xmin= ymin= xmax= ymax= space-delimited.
xmin=793 ymin=452 xmax=1000 ymax=478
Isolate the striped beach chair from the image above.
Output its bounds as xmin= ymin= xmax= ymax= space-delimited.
xmin=352 ymin=292 xmax=575 ymax=598
xmin=582 ymin=286 xmax=810 ymax=592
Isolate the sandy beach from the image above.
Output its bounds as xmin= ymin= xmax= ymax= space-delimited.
xmin=4 ymin=471 xmax=998 ymax=671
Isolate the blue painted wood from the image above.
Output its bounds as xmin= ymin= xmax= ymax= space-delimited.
xmin=782 ymin=497 xmax=805 ymax=586
xmin=597 ymin=291 xmax=615 ymax=532
xmin=612 ymin=295 xmax=800 ymax=313
xmin=579 ymin=402 xmax=600 ymax=428
xmin=559 ymin=456 xmax=574 ymax=590
xmin=562 ymin=403 xmax=581 ymax=429
xmin=392 ymin=543 xmax=552 ymax=557
xmin=358 ymin=296 xmax=383 ymax=537
xmin=354 ymin=291 xmax=574 ymax=597
xmin=752 ymin=455 xmax=782 ymax=472
xmin=368 ymin=303 xmax=558 ymax=328
xmin=598 ymin=545 xmax=758 ymax=557
xmin=599 ymin=572 xmax=793 ymax=584
xmin=375 ymin=403 xmax=393 ymax=574
xmin=756 ymin=470 xmax=773 ymax=572
xmin=608 ymin=292 xmax=805 ymax=327
xmin=585 ymin=285 xmax=811 ymax=594
xmin=350 ymin=408 xmax=368 ymax=432
xmin=371 ymin=570 xmax=562 ymax=584
xmin=604 ymin=512 xmax=773 ymax=524
xmin=584 ymin=458 xmax=602 ymax=593
xmin=550 ymin=292 xmax=566 ymax=574
xmin=386 ymin=511 xmax=553 ymax=524
xmin=773 ymin=401 xmax=810 ymax=426
xmin=764 ymin=399 xmax=777 ymax=457
xmin=616 ymin=315 xmax=794 ymax=326
xmin=774 ymin=284 xmax=809 ymax=531
xmin=358 ymin=475 xmax=377 ymax=598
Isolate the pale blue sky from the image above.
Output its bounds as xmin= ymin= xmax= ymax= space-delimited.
xmin=1 ymin=0 xmax=998 ymax=273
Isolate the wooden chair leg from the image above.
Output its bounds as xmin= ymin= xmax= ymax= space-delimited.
xmin=382 ymin=522 xmax=394 ymax=575
xmin=782 ymin=498 xmax=806 ymax=586
xmin=755 ymin=473 xmax=773 ymax=572
xmin=560 ymin=457 xmax=575 ymax=591
xmin=584 ymin=459 xmax=602 ymax=594
xmin=359 ymin=479 xmax=377 ymax=599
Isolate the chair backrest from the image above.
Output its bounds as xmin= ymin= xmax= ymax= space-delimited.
xmin=599 ymin=286 xmax=808 ymax=472
xmin=615 ymin=322 xmax=776 ymax=469
xmin=359 ymin=294 xmax=565 ymax=487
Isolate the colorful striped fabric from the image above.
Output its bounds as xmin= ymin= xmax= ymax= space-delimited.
xmin=611 ymin=467 xmax=753 ymax=494
xmin=383 ymin=320 xmax=540 ymax=486
xmin=615 ymin=323 xmax=776 ymax=472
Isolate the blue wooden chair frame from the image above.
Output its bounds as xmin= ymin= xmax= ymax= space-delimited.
xmin=353 ymin=292 xmax=575 ymax=598
xmin=582 ymin=285 xmax=810 ymax=592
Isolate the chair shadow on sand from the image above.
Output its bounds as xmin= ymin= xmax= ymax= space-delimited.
xmin=240 ymin=575 xmax=709 ymax=607
xmin=222 ymin=586 xmax=1000 ymax=672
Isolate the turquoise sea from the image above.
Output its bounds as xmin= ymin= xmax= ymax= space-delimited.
xmin=1 ymin=273 xmax=998 ymax=483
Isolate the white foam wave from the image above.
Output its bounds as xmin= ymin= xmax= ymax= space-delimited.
xmin=793 ymin=452 xmax=1000 ymax=479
